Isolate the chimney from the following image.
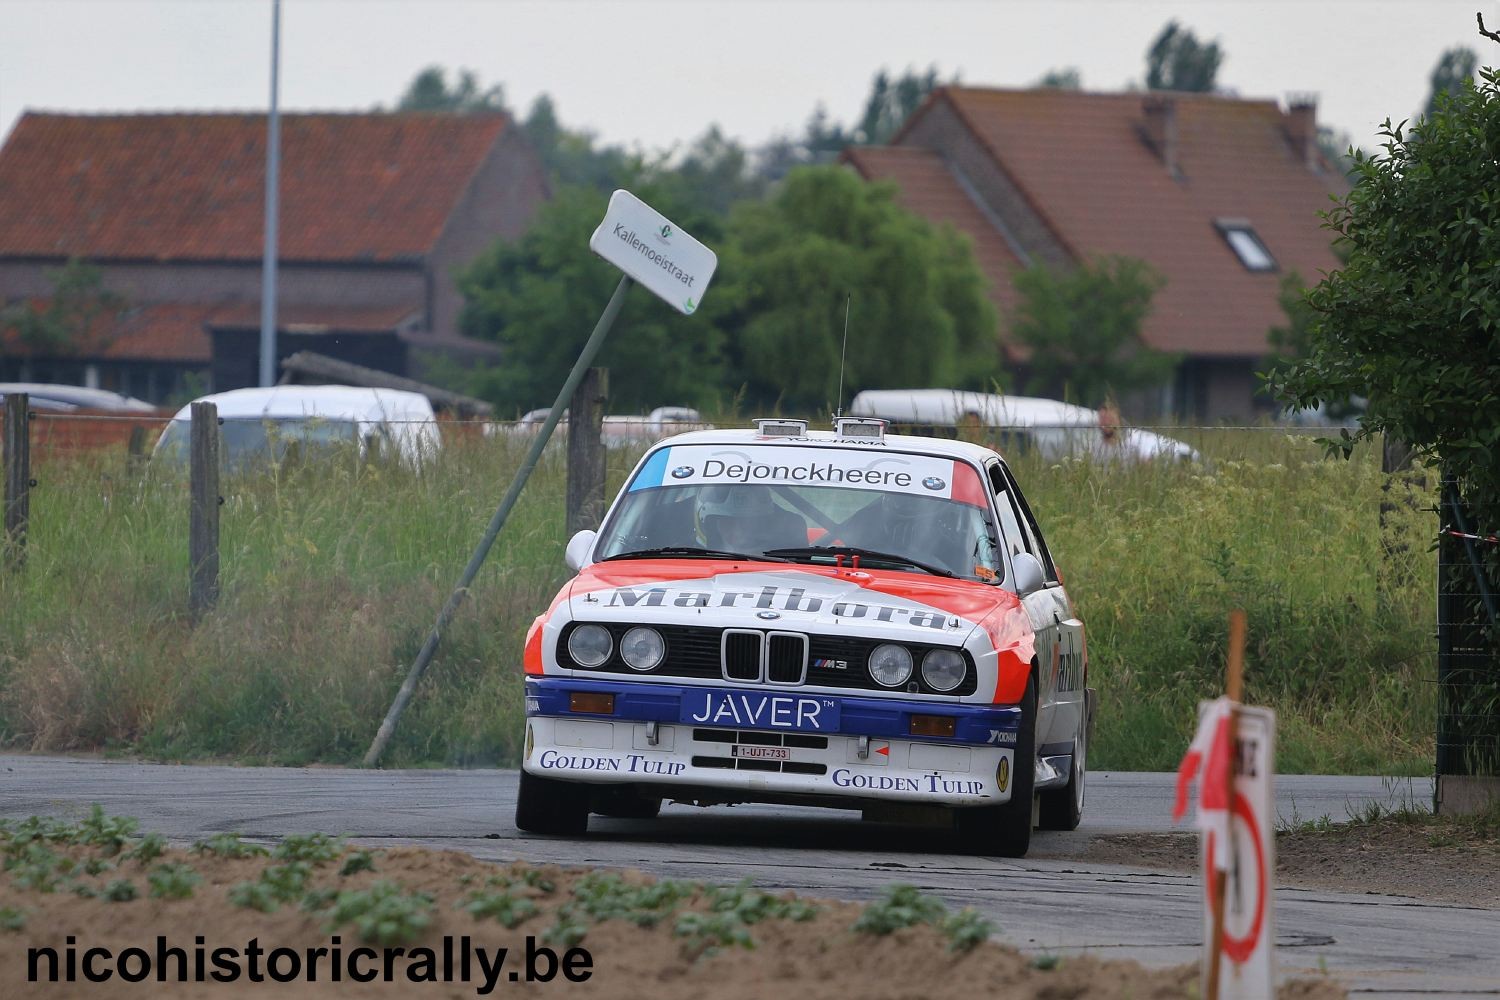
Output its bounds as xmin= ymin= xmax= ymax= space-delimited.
xmin=1285 ymin=94 xmax=1319 ymax=170
xmin=1141 ymin=95 xmax=1179 ymax=178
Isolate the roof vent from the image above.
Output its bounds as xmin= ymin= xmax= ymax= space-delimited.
xmin=754 ymin=418 xmax=808 ymax=438
xmin=834 ymin=416 xmax=887 ymax=441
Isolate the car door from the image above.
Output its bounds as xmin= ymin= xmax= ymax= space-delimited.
xmin=990 ymin=462 xmax=1084 ymax=756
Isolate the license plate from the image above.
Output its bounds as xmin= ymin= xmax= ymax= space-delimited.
xmin=679 ymin=690 xmax=840 ymax=732
xmin=732 ymin=745 xmax=791 ymax=761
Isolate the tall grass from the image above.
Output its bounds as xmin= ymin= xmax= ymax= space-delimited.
xmin=0 ymin=426 xmax=1436 ymax=773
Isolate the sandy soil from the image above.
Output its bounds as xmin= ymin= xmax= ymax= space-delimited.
xmin=0 ymin=840 xmax=1345 ymax=999
xmin=1085 ymin=815 xmax=1500 ymax=908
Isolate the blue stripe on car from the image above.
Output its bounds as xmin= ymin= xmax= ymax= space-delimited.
xmin=525 ymin=678 xmax=1020 ymax=746
xmin=628 ymin=448 xmax=670 ymax=491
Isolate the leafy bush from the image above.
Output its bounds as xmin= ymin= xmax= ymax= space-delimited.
xmin=193 ymin=833 xmax=268 ymax=859
xmin=102 ymin=879 xmax=137 ymax=902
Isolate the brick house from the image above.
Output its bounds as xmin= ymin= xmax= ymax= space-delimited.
xmin=844 ymin=87 xmax=1348 ymax=421
xmin=0 ymin=111 xmax=549 ymax=403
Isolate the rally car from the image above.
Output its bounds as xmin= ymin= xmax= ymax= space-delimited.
xmin=517 ymin=417 xmax=1089 ymax=856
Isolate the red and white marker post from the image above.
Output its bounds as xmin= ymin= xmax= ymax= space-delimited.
xmin=1175 ymin=609 xmax=1277 ymax=1000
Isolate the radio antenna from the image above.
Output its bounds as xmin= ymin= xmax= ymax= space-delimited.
xmin=835 ymin=295 xmax=851 ymax=419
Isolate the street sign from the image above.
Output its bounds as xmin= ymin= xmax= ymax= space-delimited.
xmin=1200 ymin=703 xmax=1277 ymax=999
xmin=589 ymin=190 xmax=718 ymax=315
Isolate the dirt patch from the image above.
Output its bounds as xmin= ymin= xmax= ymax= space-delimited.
xmin=0 ymin=822 xmax=1343 ymax=998
xmin=1086 ymin=813 xmax=1500 ymax=908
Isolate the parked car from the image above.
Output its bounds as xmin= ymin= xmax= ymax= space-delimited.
xmin=0 ymin=383 xmax=155 ymax=413
xmin=152 ymin=386 xmax=441 ymax=471
xmin=516 ymin=416 xmax=1090 ymax=857
xmin=490 ymin=406 xmax=713 ymax=449
xmin=846 ymin=389 xmax=1199 ymax=463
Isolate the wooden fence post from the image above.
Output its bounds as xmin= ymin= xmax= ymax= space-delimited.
xmin=566 ymin=367 xmax=609 ymax=535
xmin=189 ymin=401 xmax=220 ymax=617
xmin=3 ymin=393 xmax=32 ymax=570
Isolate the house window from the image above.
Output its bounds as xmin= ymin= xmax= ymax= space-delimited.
xmin=1215 ymin=219 xmax=1276 ymax=272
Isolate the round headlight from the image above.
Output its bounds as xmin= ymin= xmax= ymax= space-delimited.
xmin=921 ymin=649 xmax=967 ymax=692
xmin=619 ymin=627 xmax=665 ymax=671
xmin=868 ymin=644 xmax=914 ymax=687
xmin=567 ymin=624 xmax=613 ymax=667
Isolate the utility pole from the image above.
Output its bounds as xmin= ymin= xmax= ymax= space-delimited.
xmin=258 ymin=0 xmax=282 ymax=387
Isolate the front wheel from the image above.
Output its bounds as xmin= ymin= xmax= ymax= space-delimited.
xmin=515 ymin=769 xmax=589 ymax=836
xmin=954 ymin=672 xmax=1036 ymax=857
xmin=1038 ymin=689 xmax=1088 ymax=831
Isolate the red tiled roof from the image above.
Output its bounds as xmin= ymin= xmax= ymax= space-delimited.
xmin=206 ymin=302 xmax=420 ymax=334
xmin=0 ymin=112 xmax=509 ymax=264
xmin=885 ymin=87 xmax=1347 ymax=358
xmin=2 ymin=300 xmax=423 ymax=362
xmin=843 ymin=146 xmax=1028 ymax=358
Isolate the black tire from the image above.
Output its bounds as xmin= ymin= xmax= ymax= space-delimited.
xmin=515 ymin=769 xmax=590 ymax=836
xmin=1038 ymin=690 xmax=1088 ymax=831
xmin=954 ymin=672 xmax=1036 ymax=857
xmin=591 ymin=789 xmax=663 ymax=820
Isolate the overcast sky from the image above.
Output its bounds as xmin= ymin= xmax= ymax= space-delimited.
xmin=1 ymin=0 xmax=1492 ymax=156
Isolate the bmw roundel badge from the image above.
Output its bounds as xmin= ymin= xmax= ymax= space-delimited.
xmin=671 ymin=466 xmax=694 ymax=479
xmin=756 ymin=610 xmax=781 ymax=620
xmin=922 ymin=476 xmax=947 ymax=491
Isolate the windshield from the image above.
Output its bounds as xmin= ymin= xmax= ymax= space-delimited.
xmin=597 ymin=444 xmax=1003 ymax=582
xmin=155 ymin=417 xmax=362 ymax=471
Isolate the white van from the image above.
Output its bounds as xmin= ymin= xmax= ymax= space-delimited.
xmin=847 ymin=389 xmax=1198 ymax=463
xmin=152 ymin=386 xmax=441 ymax=470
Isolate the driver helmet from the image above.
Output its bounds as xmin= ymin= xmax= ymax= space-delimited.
xmin=695 ymin=486 xmax=776 ymax=548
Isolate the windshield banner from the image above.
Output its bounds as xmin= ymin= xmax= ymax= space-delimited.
xmin=629 ymin=445 xmax=985 ymax=505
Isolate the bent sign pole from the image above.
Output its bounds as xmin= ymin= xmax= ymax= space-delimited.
xmin=362 ymin=191 xmax=716 ymax=768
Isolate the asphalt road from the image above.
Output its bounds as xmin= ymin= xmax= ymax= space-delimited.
xmin=1 ymin=755 xmax=1490 ymax=998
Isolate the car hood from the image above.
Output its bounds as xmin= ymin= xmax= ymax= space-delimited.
xmin=566 ymin=559 xmax=1017 ymax=644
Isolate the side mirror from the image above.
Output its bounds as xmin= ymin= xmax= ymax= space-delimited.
xmin=1012 ymin=552 xmax=1046 ymax=597
xmin=564 ymin=529 xmax=597 ymax=572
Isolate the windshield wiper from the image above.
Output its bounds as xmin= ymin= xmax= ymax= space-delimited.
xmin=601 ymin=546 xmax=789 ymax=563
xmin=763 ymin=545 xmax=955 ymax=578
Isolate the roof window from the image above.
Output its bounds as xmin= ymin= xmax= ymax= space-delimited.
xmin=1215 ymin=219 xmax=1276 ymax=272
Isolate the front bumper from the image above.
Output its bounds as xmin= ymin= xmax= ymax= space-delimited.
xmin=523 ymin=678 xmax=1021 ymax=807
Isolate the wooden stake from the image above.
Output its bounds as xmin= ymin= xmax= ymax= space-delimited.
xmin=1206 ymin=608 xmax=1246 ymax=1000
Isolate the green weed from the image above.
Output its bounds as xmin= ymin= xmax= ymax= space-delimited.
xmin=193 ymin=833 xmax=269 ymax=859
xmin=459 ymin=887 xmax=539 ymax=929
xmin=0 ymin=906 xmax=25 ymax=931
xmin=325 ymin=881 xmax=434 ymax=946
xmin=339 ymin=850 xmax=375 ymax=876
xmin=147 ymin=863 xmax=200 ymax=900
xmin=102 ymin=879 xmax=137 ymax=902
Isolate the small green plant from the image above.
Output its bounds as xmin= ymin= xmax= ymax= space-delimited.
xmin=460 ymin=888 xmax=540 ymax=929
xmin=326 ymin=881 xmax=433 ymax=946
xmin=0 ymin=906 xmax=27 ymax=931
xmin=74 ymin=806 xmax=138 ymax=856
xmin=102 ymin=879 xmax=137 ymax=902
xmin=852 ymin=884 xmax=947 ymax=936
xmin=274 ymin=833 xmax=344 ymax=865
xmin=229 ymin=880 xmax=280 ymax=913
xmin=339 ymin=850 xmax=376 ymax=877
xmin=673 ymin=911 xmax=755 ymax=958
xmin=148 ymin=863 xmax=201 ymax=900
xmin=704 ymin=881 xmax=819 ymax=924
xmin=6 ymin=843 xmax=65 ymax=893
xmin=519 ymin=868 xmax=557 ymax=894
xmin=1031 ymin=953 xmax=1061 ymax=971
xmin=82 ymin=857 xmax=115 ymax=876
xmin=125 ymin=833 xmax=167 ymax=864
xmin=301 ymin=887 xmax=339 ymax=913
xmin=193 ymin=833 xmax=268 ymax=859
xmin=941 ymin=908 xmax=995 ymax=952
xmin=259 ymin=862 xmax=313 ymax=903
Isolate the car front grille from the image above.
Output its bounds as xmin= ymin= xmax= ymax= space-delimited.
xmin=558 ymin=623 xmax=976 ymax=696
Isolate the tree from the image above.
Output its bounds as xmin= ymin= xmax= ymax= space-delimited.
xmin=1425 ymin=47 xmax=1478 ymax=117
xmin=1 ymin=258 xmax=126 ymax=354
xmin=394 ymin=66 xmax=507 ymax=113
xmin=855 ymin=66 xmax=947 ymax=145
xmin=1145 ymin=21 xmax=1222 ymax=93
xmin=1009 ymin=256 xmax=1176 ymax=407
xmin=1035 ymin=68 xmax=1082 ymax=90
xmin=520 ymin=93 xmax=635 ymax=193
xmin=703 ymin=166 xmax=999 ymax=411
xmin=455 ymin=183 xmax=728 ymax=414
xmin=1269 ymin=44 xmax=1500 ymax=781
